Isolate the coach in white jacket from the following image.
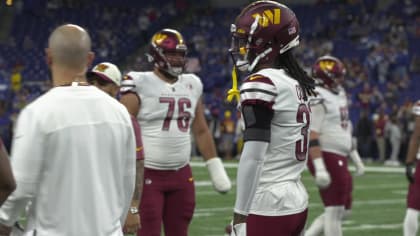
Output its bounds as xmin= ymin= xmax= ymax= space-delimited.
xmin=0 ymin=24 xmax=136 ymax=236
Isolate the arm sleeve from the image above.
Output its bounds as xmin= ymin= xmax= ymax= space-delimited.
xmin=120 ymin=121 xmax=137 ymax=225
xmin=0 ymin=108 xmax=44 ymax=226
xmin=233 ymin=141 xmax=269 ymax=215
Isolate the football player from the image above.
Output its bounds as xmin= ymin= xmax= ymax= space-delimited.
xmin=0 ymin=137 xmax=15 ymax=207
xmin=403 ymin=100 xmax=420 ymax=236
xmin=119 ymin=28 xmax=232 ymax=236
xmin=87 ymin=62 xmax=144 ymax=234
xmin=228 ymin=1 xmax=317 ymax=235
xmin=305 ymin=56 xmax=365 ymax=236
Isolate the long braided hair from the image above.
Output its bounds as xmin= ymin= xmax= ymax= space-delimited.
xmin=274 ymin=50 xmax=316 ymax=101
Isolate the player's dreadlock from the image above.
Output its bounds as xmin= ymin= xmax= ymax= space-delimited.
xmin=274 ymin=50 xmax=316 ymax=101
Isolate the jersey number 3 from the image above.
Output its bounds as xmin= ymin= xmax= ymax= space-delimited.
xmin=295 ymin=103 xmax=310 ymax=161
xmin=160 ymin=97 xmax=191 ymax=132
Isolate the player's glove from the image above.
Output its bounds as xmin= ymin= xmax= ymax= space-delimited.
xmin=313 ymin=157 xmax=331 ymax=188
xmin=349 ymin=149 xmax=365 ymax=176
xmin=230 ymin=221 xmax=246 ymax=236
xmin=406 ymin=163 xmax=415 ymax=184
xmin=206 ymin=157 xmax=232 ymax=193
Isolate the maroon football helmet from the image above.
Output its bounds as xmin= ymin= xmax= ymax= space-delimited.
xmin=312 ymin=55 xmax=346 ymax=91
xmin=229 ymin=1 xmax=300 ymax=72
xmin=147 ymin=28 xmax=187 ymax=77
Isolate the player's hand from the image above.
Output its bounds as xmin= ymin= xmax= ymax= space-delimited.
xmin=0 ymin=223 xmax=12 ymax=236
xmin=313 ymin=158 xmax=331 ymax=188
xmin=123 ymin=210 xmax=140 ymax=234
xmin=349 ymin=149 xmax=365 ymax=176
xmin=206 ymin=157 xmax=232 ymax=193
xmin=406 ymin=163 xmax=415 ymax=184
xmin=230 ymin=213 xmax=247 ymax=236
xmin=354 ymin=161 xmax=365 ymax=176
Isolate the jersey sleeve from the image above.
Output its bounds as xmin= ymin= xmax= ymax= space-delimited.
xmin=120 ymin=73 xmax=137 ymax=94
xmin=309 ymin=99 xmax=326 ymax=133
xmin=240 ymin=74 xmax=277 ymax=109
xmin=188 ymin=73 xmax=204 ymax=98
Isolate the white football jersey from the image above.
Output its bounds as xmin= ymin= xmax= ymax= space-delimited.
xmin=122 ymin=72 xmax=203 ymax=170
xmin=413 ymin=100 xmax=420 ymax=116
xmin=413 ymin=100 xmax=420 ymax=160
xmin=0 ymin=85 xmax=136 ymax=236
xmin=309 ymin=86 xmax=352 ymax=156
xmin=240 ymin=68 xmax=310 ymax=216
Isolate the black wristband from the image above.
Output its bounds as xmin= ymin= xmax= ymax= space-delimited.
xmin=309 ymin=139 xmax=320 ymax=147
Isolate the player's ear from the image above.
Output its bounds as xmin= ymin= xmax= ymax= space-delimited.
xmin=87 ymin=51 xmax=95 ymax=68
xmin=45 ymin=48 xmax=52 ymax=67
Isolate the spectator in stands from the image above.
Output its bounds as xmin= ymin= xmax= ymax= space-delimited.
xmin=219 ymin=110 xmax=235 ymax=160
xmin=0 ymin=24 xmax=136 ymax=235
xmin=384 ymin=113 xmax=402 ymax=166
xmin=355 ymin=110 xmax=374 ymax=160
xmin=374 ymin=106 xmax=388 ymax=162
xmin=403 ymin=100 xmax=420 ymax=236
xmin=0 ymin=137 xmax=15 ymax=207
xmin=358 ymin=82 xmax=372 ymax=113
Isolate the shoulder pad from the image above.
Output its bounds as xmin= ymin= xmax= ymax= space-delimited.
xmin=309 ymin=97 xmax=324 ymax=106
xmin=243 ymin=74 xmax=274 ymax=85
xmin=120 ymin=75 xmax=135 ymax=94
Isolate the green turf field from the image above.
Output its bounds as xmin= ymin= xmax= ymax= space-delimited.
xmin=188 ymin=161 xmax=410 ymax=236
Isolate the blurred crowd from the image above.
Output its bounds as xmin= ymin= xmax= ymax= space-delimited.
xmin=0 ymin=0 xmax=418 ymax=164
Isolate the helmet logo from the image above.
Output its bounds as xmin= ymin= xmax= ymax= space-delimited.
xmin=152 ymin=33 xmax=168 ymax=45
xmin=319 ymin=60 xmax=335 ymax=71
xmin=251 ymin=8 xmax=281 ymax=27
xmin=96 ymin=64 xmax=109 ymax=72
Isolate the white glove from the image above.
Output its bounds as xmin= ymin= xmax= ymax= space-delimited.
xmin=206 ymin=157 xmax=232 ymax=193
xmin=313 ymin=157 xmax=331 ymax=188
xmin=230 ymin=222 xmax=246 ymax=236
xmin=349 ymin=149 xmax=365 ymax=176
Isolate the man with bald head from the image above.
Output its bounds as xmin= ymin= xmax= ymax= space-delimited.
xmin=0 ymin=24 xmax=137 ymax=236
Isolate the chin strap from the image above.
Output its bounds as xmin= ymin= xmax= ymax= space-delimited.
xmin=227 ymin=66 xmax=240 ymax=103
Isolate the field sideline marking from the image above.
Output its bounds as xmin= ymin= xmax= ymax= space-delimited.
xmin=191 ymin=161 xmax=405 ymax=173
xmin=194 ymin=198 xmax=404 ymax=214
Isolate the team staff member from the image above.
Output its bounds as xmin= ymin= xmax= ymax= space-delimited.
xmin=0 ymin=24 xmax=136 ymax=236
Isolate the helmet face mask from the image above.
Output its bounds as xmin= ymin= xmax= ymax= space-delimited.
xmin=229 ymin=24 xmax=254 ymax=72
xmin=229 ymin=1 xmax=300 ymax=72
xmin=147 ymin=29 xmax=187 ymax=78
xmin=312 ymin=56 xmax=346 ymax=92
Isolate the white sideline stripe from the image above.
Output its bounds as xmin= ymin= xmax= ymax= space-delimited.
xmin=343 ymin=223 xmax=402 ymax=231
xmin=194 ymin=198 xmax=405 ymax=213
xmin=191 ymin=161 xmax=405 ymax=173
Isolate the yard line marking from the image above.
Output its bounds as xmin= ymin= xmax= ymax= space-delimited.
xmin=343 ymin=223 xmax=402 ymax=231
xmin=194 ymin=198 xmax=405 ymax=213
xmin=194 ymin=181 xmax=405 ymax=191
xmin=190 ymin=161 xmax=405 ymax=173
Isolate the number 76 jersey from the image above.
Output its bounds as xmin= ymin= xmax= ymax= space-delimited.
xmin=121 ymin=71 xmax=203 ymax=170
